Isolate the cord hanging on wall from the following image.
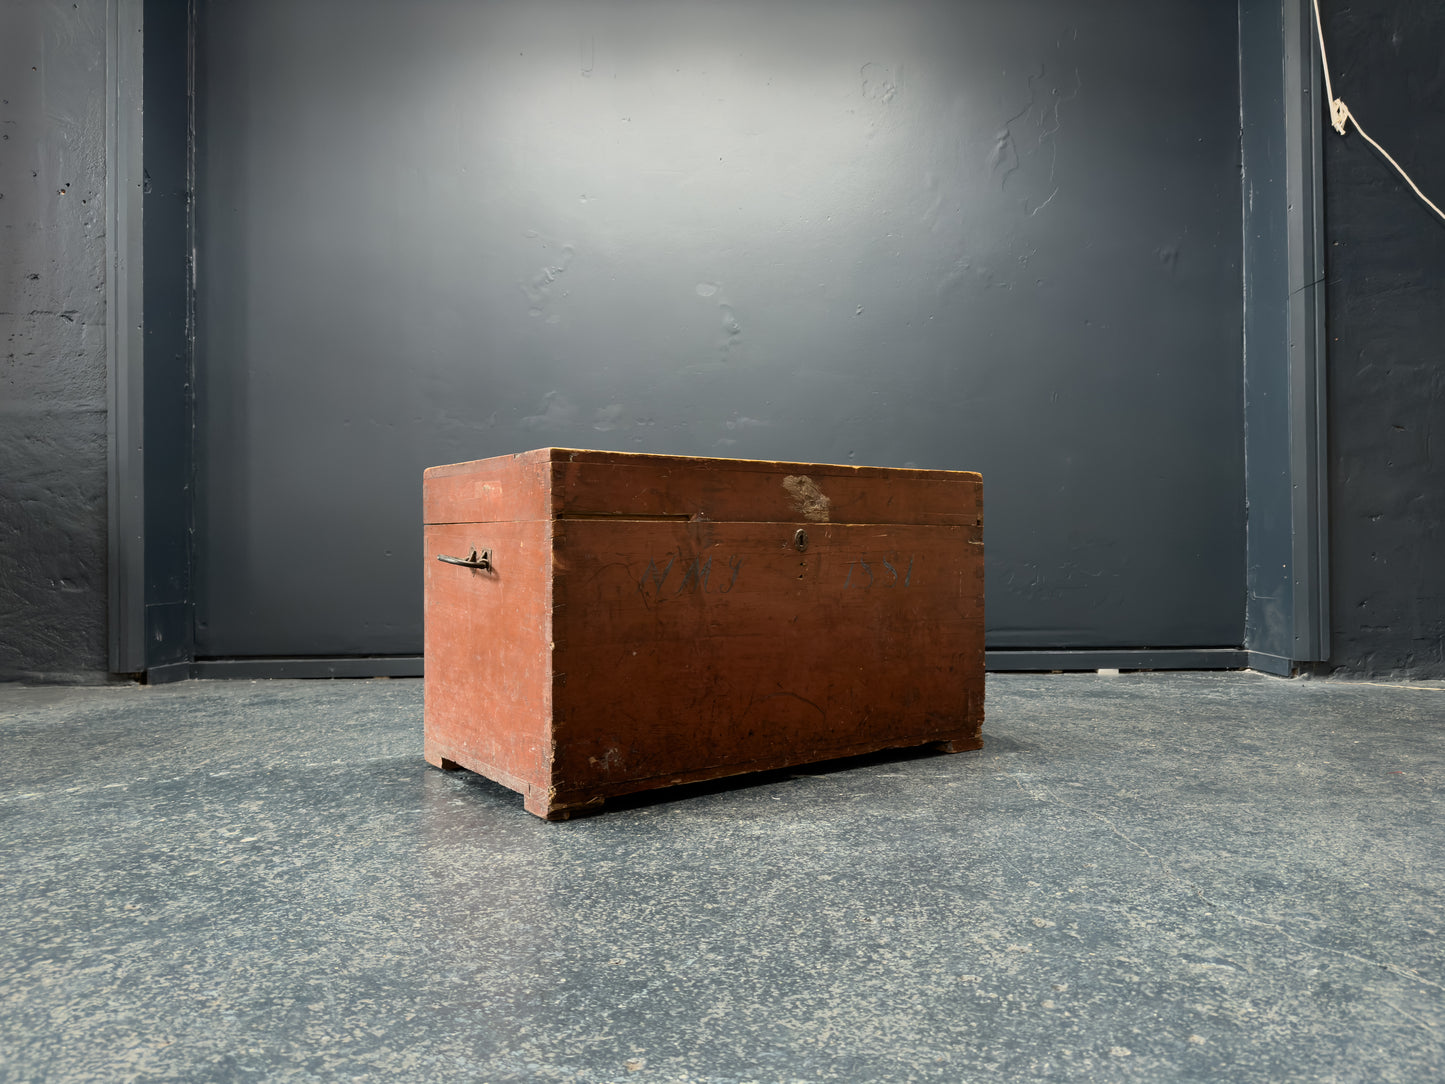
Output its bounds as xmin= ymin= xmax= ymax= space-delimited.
xmin=1312 ymin=0 xmax=1445 ymax=224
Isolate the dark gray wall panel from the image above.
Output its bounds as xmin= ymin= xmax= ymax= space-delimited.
xmin=1239 ymin=0 xmax=1331 ymax=673
xmin=1240 ymin=0 xmax=1295 ymax=659
xmin=0 ymin=0 xmax=111 ymax=682
xmin=141 ymin=0 xmax=196 ymax=673
xmin=1319 ymin=1 xmax=1445 ymax=677
xmin=195 ymin=0 xmax=1245 ymax=657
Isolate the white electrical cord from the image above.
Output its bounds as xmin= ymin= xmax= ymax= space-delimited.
xmin=1312 ymin=0 xmax=1445 ymax=224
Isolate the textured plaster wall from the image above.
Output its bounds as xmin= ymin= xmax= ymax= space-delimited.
xmin=1320 ymin=1 xmax=1445 ymax=677
xmin=0 ymin=0 xmax=111 ymax=681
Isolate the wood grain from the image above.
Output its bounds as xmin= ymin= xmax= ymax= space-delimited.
xmin=549 ymin=520 xmax=984 ymax=810
xmin=549 ymin=450 xmax=981 ymax=527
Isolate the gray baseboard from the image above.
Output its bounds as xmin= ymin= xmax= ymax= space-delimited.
xmin=190 ymin=656 xmax=425 ymax=680
xmin=145 ymin=660 xmax=194 ymax=685
xmin=167 ymin=649 xmax=1266 ymax=680
xmin=986 ymin=648 xmax=1249 ymax=672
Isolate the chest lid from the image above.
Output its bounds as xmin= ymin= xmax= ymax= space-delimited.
xmin=424 ymin=447 xmax=981 ymax=527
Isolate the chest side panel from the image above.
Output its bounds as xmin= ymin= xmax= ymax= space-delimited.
xmin=548 ymin=517 xmax=984 ymax=802
xmin=423 ymin=519 xmax=553 ymax=796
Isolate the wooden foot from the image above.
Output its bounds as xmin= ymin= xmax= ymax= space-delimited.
xmin=928 ymin=734 xmax=984 ymax=754
xmin=424 ymin=746 xmax=463 ymax=771
xmin=523 ymin=791 xmax=605 ymax=821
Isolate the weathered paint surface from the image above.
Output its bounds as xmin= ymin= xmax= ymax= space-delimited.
xmin=423 ymin=449 xmax=984 ymax=819
xmin=1321 ymin=1 xmax=1445 ymax=677
xmin=0 ymin=0 xmax=110 ymax=681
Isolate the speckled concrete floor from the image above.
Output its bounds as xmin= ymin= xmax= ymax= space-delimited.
xmin=1 ymin=673 xmax=1442 ymax=1083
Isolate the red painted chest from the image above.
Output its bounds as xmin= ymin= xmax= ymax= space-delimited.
xmin=423 ymin=448 xmax=984 ymax=819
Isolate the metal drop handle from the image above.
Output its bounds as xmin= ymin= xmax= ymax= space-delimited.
xmin=437 ymin=548 xmax=493 ymax=572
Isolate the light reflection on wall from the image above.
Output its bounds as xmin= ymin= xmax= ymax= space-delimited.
xmin=195 ymin=0 xmax=1248 ymax=653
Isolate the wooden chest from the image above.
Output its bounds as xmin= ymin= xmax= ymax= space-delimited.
xmin=423 ymin=448 xmax=984 ymax=819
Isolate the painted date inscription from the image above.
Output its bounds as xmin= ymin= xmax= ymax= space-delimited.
xmin=639 ymin=554 xmax=744 ymax=598
xmin=845 ymin=556 xmax=915 ymax=588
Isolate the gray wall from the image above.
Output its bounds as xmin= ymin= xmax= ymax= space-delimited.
xmin=194 ymin=0 xmax=1246 ymax=659
xmin=1320 ymin=1 xmax=1445 ymax=677
xmin=0 ymin=0 xmax=111 ymax=682
xmin=21 ymin=1 xmax=1440 ymax=681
